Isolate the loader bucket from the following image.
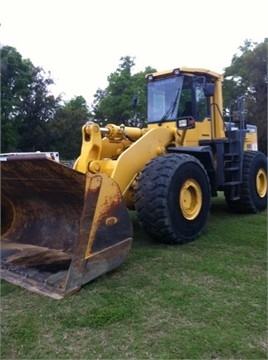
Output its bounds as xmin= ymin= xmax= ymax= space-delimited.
xmin=1 ymin=154 xmax=133 ymax=299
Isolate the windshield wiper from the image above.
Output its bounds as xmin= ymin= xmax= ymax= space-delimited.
xmin=159 ymin=89 xmax=180 ymax=125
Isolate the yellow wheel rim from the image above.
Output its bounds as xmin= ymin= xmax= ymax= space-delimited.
xmin=179 ymin=179 xmax=202 ymax=220
xmin=256 ymin=169 xmax=267 ymax=198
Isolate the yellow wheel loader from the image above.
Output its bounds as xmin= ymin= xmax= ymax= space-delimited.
xmin=1 ymin=67 xmax=267 ymax=299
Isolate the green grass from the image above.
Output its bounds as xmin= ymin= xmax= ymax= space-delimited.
xmin=1 ymin=196 xmax=267 ymax=359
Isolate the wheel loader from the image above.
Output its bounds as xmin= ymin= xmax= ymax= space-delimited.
xmin=1 ymin=67 xmax=267 ymax=299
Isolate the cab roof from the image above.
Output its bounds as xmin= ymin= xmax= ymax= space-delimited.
xmin=146 ymin=67 xmax=223 ymax=81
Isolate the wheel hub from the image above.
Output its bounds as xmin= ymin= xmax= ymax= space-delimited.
xmin=256 ymin=169 xmax=267 ymax=198
xmin=180 ymin=179 xmax=202 ymax=220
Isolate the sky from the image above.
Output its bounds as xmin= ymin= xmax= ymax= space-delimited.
xmin=1 ymin=0 xmax=267 ymax=106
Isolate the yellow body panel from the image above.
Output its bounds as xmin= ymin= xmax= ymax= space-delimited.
xmin=147 ymin=118 xmax=213 ymax=146
xmin=244 ymin=129 xmax=258 ymax=151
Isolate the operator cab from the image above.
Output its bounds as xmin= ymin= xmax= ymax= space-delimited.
xmin=146 ymin=69 xmax=215 ymax=125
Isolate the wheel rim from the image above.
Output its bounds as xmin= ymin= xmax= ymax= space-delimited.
xmin=256 ymin=169 xmax=267 ymax=198
xmin=179 ymin=179 xmax=202 ymax=220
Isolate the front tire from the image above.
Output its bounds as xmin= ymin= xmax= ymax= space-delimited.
xmin=225 ymin=151 xmax=267 ymax=213
xmin=135 ymin=153 xmax=211 ymax=244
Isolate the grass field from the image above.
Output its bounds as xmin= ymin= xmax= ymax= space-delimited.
xmin=1 ymin=195 xmax=267 ymax=359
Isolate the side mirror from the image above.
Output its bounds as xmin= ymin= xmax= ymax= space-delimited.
xmin=203 ymin=83 xmax=215 ymax=97
xmin=193 ymin=76 xmax=215 ymax=97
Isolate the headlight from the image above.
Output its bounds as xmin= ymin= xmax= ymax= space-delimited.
xmin=178 ymin=119 xmax=187 ymax=127
xmin=177 ymin=117 xmax=196 ymax=130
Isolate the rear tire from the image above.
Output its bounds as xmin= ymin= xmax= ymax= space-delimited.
xmin=135 ymin=153 xmax=211 ymax=244
xmin=225 ymin=151 xmax=267 ymax=213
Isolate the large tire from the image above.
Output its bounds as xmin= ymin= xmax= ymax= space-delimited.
xmin=135 ymin=153 xmax=211 ymax=244
xmin=225 ymin=151 xmax=267 ymax=213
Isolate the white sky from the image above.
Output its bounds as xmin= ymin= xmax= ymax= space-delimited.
xmin=1 ymin=0 xmax=267 ymax=106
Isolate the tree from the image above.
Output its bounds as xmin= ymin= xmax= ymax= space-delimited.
xmin=48 ymin=96 xmax=91 ymax=159
xmin=223 ymin=39 xmax=267 ymax=154
xmin=91 ymin=56 xmax=155 ymax=127
xmin=1 ymin=45 xmax=60 ymax=152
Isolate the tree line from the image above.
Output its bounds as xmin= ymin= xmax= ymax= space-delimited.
xmin=1 ymin=39 xmax=267 ymax=158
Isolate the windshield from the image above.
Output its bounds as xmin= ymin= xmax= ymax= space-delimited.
xmin=147 ymin=76 xmax=184 ymax=123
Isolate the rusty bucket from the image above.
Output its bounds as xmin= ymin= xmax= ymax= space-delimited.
xmin=1 ymin=154 xmax=132 ymax=299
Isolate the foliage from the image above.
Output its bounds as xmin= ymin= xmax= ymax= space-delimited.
xmin=1 ymin=42 xmax=267 ymax=155
xmin=48 ymin=96 xmax=91 ymax=159
xmin=91 ymin=56 xmax=155 ymax=127
xmin=1 ymin=46 xmax=61 ymax=152
xmin=223 ymin=39 xmax=268 ymax=154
